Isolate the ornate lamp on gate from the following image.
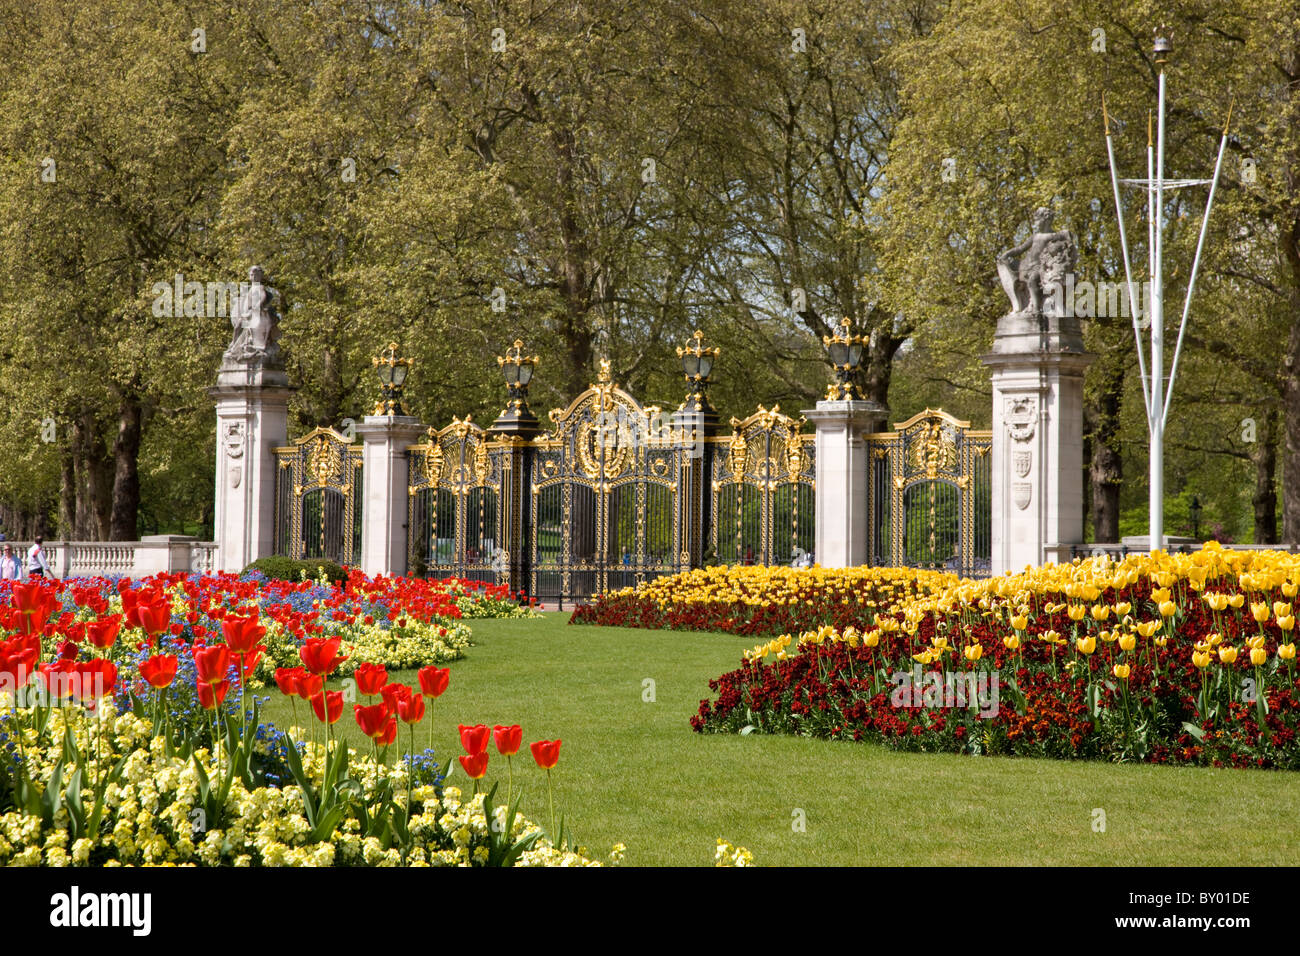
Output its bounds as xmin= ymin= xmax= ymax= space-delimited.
xmin=490 ymin=339 xmax=541 ymax=435
xmin=676 ymin=330 xmax=720 ymax=420
xmin=822 ymin=317 xmax=865 ymax=400
xmin=372 ymin=342 xmax=412 ymax=416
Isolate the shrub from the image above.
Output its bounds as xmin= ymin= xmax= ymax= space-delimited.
xmin=244 ymin=556 xmax=348 ymax=586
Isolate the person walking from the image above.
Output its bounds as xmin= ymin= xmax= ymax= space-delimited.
xmin=0 ymin=544 xmax=19 ymax=580
xmin=27 ymin=535 xmax=51 ymax=579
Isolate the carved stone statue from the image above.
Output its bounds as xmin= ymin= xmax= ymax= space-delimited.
xmin=996 ymin=208 xmax=1077 ymax=316
xmin=223 ymin=265 xmax=283 ymax=369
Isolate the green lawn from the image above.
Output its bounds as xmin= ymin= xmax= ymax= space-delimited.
xmin=262 ymin=612 xmax=1300 ymax=866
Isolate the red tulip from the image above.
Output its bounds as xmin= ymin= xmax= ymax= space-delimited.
xmin=136 ymin=601 xmax=172 ymax=638
xmin=417 ymin=665 xmax=450 ymax=698
xmin=193 ymin=644 xmax=231 ymax=685
xmin=221 ymin=613 xmax=266 ymax=655
xmin=354 ymin=662 xmax=388 ymax=696
xmin=375 ymin=717 xmax=398 ymax=746
xmin=86 ymin=616 xmax=122 ymax=650
xmin=355 ymin=702 xmax=393 ymax=741
xmin=493 ymin=724 xmax=522 ymax=756
xmin=311 ymin=689 xmax=344 ymax=724
xmin=396 ymin=692 xmax=425 ymax=725
xmin=274 ymin=667 xmax=303 ymax=696
xmin=36 ymin=660 xmax=79 ymax=699
xmin=459 ymin=723 xmax=490 ymax=754
xmin=458 ymin=751 xmax=489 ymax=779
xmin=138 ymin=654 xmax=178 ymax=689
xmin=238 ymin=644 xmax=265 ymax=679
xmin=197 ymin=679 xmax=231 ymax=710
xmin=300 ymin=637 xmax=347 ymax=676
xmin=296 ymin=672 xmax=323 ymax=702
xmin=76 ymin=658 xmax=117 ymax=701
xmin=530 ymin=739 xmax=561 ymax=770
xmin=380 ymin=682 xmax=411 ymax=713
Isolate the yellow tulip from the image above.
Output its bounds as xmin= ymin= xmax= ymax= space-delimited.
xmin=963 ymin=644 xmax=984 ymax=662
xmin=1112 ymin=663 xmax=1131 ymax=680
xmin=1246 ymin=635 xmax=1265 ymax=650
xmin=864 ymin=629 xmax=881 ymax=647
xmin=1218 ymin=646 xmax=1238 ymax=665
xmin=1279 ymin=643 xmax=1296 ymax=661
xmin=1283 ymin=581 xmax=1299 ymax=599
xmin=1279 ymin=615 xmax=1295 ymax=633
xmin=1154 ymin=635 xmax=1168 ymax=647
xmin=1136 ymin=620 xmax=1159 ymax=638
xmin=1158 ymin=600 xmax=1178 ymax=618
xmin=1114 ymin=601 xmax=1132 ymax=616
xmin=1251 ymin=602 xmax=1271 ymax=624
xmin=1067 ymin=605 xmax=1086 ymax=621
xmin=1151 ymin=587 xmax=1171 ymax=604
xmin=1010 ymin=614 xmax=1029 ymax=630
xmin=1250 ymin=647 xmax=1268 ymax=666
xmin=1090 ymin=605 xmax=1110 ymax=622
xmin=1228 ymin=594 xmax=1245 ymax=609
xmin=1204 ymin=592 xmax=1228 ymax=612
xmin=1274 ymin=602 xmax=1292 ymax=619
xmin=1003 ymin=634 xmax=1021 ymax=651
xmin=1076 ymin=635 xmax=1096 ymax=655
xmin=1207 ymin=632 xmax=1223 ymax=646
xmin=1192 ymin=650 xmax=1211 ymax=669
xmin=1041 ymin=630 xmax=1066 ymax=645
xmin=1118 ymin=633 xmax=1136 ymax=652
xmin=1099 ymin=629 xmax=1116 ymax=643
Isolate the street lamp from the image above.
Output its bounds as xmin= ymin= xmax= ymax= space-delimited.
xmin=676 ymin=330 xmax=719 ymax=417
xmin=822 ymin=317 xmax=865 ymax=400
xmin=372 ymin=342 xmax=412 ymax=416
xmin=490 ymin=339 xmax=541 ymax=435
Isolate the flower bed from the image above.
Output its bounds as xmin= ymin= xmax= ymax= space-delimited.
xmin=571 ymin=566 xmax=958 ymax=636
xmin=0 ymin=571 xmax=611 ymax=866
xmin=686 ymin=545 xmax=1300 ymax=770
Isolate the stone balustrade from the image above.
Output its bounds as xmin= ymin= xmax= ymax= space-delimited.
xmin=1 ymin=536 xmax=218 ymax=579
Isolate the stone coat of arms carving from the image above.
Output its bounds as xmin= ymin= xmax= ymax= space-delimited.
xmin=1005 ymin=398 xmax=1038 ymax=443
xmin=1012 ymin=481 xmax=1032 ymax=511
xmin=224 ymin=422 xmax=245 ymax=489
xmin=1012 ymin=450 xmax=1032 ymax=478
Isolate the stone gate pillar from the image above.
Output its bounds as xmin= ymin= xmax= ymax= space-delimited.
xmin=356 ymin=415 xmax=425 ymax=577
xmin=804 ymin=399 xmax=888 ymax=568
xmin=982 ymin=209 xmax=1094 ymax=575
xmin=210 ymin=266 xmax=294 ymax=573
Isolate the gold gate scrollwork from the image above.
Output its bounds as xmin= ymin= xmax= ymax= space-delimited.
xmin=865 ymin=408 xmax=991 ymax=577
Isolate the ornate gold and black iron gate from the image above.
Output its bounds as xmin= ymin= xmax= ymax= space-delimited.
xmin=710 ymin=406 xmax=816 ymax=566
xmin=866 ymin=409 xmax=991 ymax=577
xmin=406 ymin=417 xmax=508 ymax=585
xmin=273 ymin=427 xmax=364 ymax=565
xmin=529 ymin=363 xmax=686 ymax=601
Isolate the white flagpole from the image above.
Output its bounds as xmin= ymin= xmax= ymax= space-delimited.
xmin=1150 ymin=52 xmax=1167 ymax=552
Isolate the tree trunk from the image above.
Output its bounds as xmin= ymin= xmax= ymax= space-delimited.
xmin=59 ymin=444 xmax=76 ymax=538
xmin=110 ymin=394 xmax=143 ymax=540
xmin=1086 ymin=358 xmax=1125 ymax=542
xmin=1249 ymin=407 xmax=1279 ymax=544
xmin=75 ymin=412 xmax=113 ymax=541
